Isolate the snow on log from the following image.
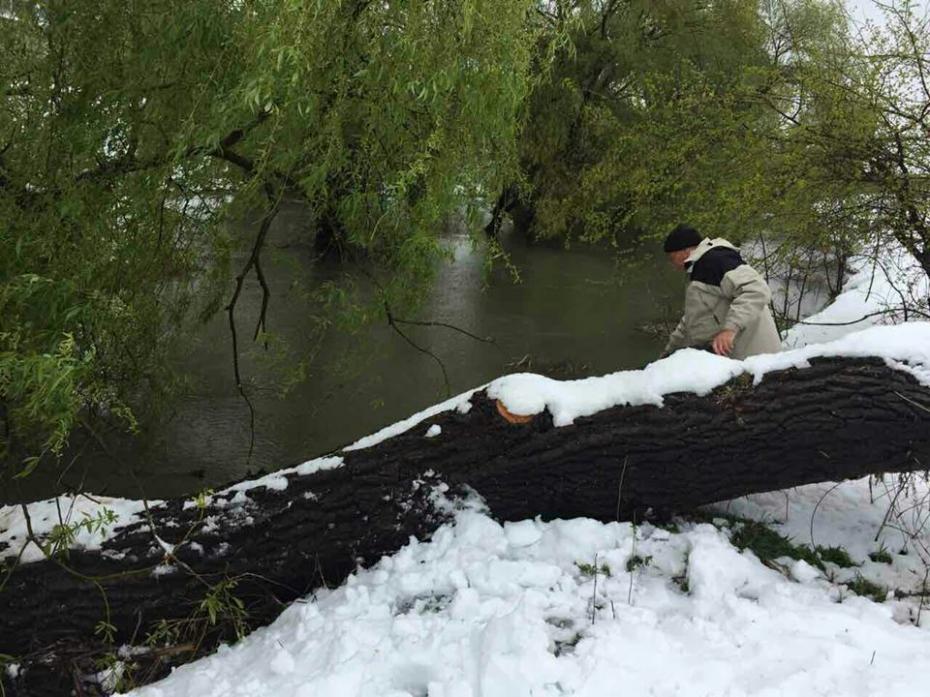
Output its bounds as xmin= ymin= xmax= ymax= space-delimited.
xmin=3 ymin=324 xmax=930 ymax=694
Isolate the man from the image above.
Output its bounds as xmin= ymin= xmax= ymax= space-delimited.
xmin=662 ymin=223 xmax=781 ymax=359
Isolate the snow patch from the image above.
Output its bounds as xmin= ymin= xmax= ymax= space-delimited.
xmin=346 ymin=389 xmax=478 ymax=451
xmin=487 ymin=322 xmax=930 ymax=425
xmin=790 ymin=559 xmax=821 ymax=584
xmin=152 ymin=563 xmax=177 ymax=577
xmin=218 ymin=456 xmax=345 ymax=501
xmin=0 ymin=495 xmax=153 ymax=563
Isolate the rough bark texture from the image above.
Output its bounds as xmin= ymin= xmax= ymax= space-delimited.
xmin=3 ymin=357 xmax=930 ymax=695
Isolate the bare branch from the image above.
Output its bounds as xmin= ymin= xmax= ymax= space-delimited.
xmin=388 ymin=316 xmax=497 ymax=346
xmin=225 ymin=185 xmax=281 ymax=461
xmin=383 ymin=302 xmax=452 ymax=398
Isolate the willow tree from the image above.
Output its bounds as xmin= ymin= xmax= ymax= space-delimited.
xmin=487 ymin=0 xmax=771 ymax=242
xmin=488 ymin=0 xmax=854 ymax=250
xmin=763 ymin=0 xmax=930 ymax=282
xmin=0 ymin=0 xmax=542 ymax=475
xmin=695 ymin=0 xmax=930 ymax=314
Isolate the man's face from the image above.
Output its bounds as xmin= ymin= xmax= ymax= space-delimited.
xmin=667 ymin=248 xmax=693 ymax=271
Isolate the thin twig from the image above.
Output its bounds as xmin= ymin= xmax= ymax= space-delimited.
xmin=628 ymin=511 xmax=637 ymax=606
xmin=384 ymin=304 xmax=452 ymax=397
xmin=389 ymin=316 xmax=496 ymax=346
xmin=252 ymin=253 xmax=271 ymax=346
xmin=875 ymin=473 xmax=909 ymax=542
xmin=896 ymin=391 xmax=930 ymax=414
xmin=794 ymin=308 xmax=926 ymax=327
xmin=591 ymin=552 xmax=599 ymax=625
xmin=918 ymin=568 xmax=929 ymax=627
xmin=809 ymin=481 xmax=845 ymax=549
xmin=0 ymin=539 xmax=28 ymax=595
xmin=615 ymin=456 xmax=629 ymax=522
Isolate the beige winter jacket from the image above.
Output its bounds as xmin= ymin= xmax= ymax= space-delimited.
xmin=664 ymin=238 xmax=782 ymax=360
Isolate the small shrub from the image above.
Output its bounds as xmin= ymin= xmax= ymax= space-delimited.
xmin=41 ymin=507 xmax=119 ymax=559
xmin=198 ymin=578 xmax=248 ymax=640
xmin=93 ymin=652 xmax=131 ymax=693
xmin=94 ymin=620 xmax=117 ymax=645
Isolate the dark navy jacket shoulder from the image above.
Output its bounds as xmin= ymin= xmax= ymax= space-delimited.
xmin=688 ymin=246 xmax=744 ymax=287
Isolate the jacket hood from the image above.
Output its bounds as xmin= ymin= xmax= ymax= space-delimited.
xmin=685 ymin=237 xmax=739 ymax=270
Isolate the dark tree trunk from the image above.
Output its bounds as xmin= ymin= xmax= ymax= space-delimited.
xmin=3 ymin=357 xmax=930 ymax=694
xmin=484 ymin=183 xmax=537 ymax=241
xmin=484 ymin=184 xmax=520 ymax=240
xmin=509 ymin=196 xmax=537 ymax=238
xmin=313 ymin=207 xmax=344 ymax=258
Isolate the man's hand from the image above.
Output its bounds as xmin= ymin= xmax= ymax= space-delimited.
xmin=712 ymin=329 xmax=737 ymax=356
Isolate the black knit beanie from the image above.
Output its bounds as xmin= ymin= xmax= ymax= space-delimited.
xmin=663 ymin=223 xmax=704 ymax=253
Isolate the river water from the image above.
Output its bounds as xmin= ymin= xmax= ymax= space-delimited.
xmin=4 ymin=204 xmax=689 ymax=502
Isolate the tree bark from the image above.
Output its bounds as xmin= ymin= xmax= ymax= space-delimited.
xmin=3 ymin=357 xmax=930 ymax=694
xmin=484 ymin=184 xmax=520 ymax=239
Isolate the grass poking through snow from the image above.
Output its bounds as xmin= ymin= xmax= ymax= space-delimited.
xmin=728 ymin=519 xmax=825 ymax=571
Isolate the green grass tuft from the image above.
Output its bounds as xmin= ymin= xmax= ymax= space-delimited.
xmin=846 ymin=574 xmax=887 ymax=603
xmin=816 ymin=545 xmax=857 ymax=568
xmin=575 ymin=561 xmax=612 ymax=578
xmin=730 ymin=520 xmax=824 ymax=570
xmin=625 ymin=554 xmax=652 ymax=572
xmin=868 ymin=549 xmax=893 ymax=565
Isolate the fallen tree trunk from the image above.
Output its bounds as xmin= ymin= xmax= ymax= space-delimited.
xmin=3 ymin=356 xmax=930 ymax=694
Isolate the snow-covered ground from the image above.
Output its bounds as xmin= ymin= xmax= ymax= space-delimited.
xmin=782 ymin=245 xmax=928 ymax=348
xmin=121 ymin=476 xmax=930 ymax=697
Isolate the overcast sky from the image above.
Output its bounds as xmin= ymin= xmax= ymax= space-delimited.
xmin=844 ymin=0 xmax=929 ymax=26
